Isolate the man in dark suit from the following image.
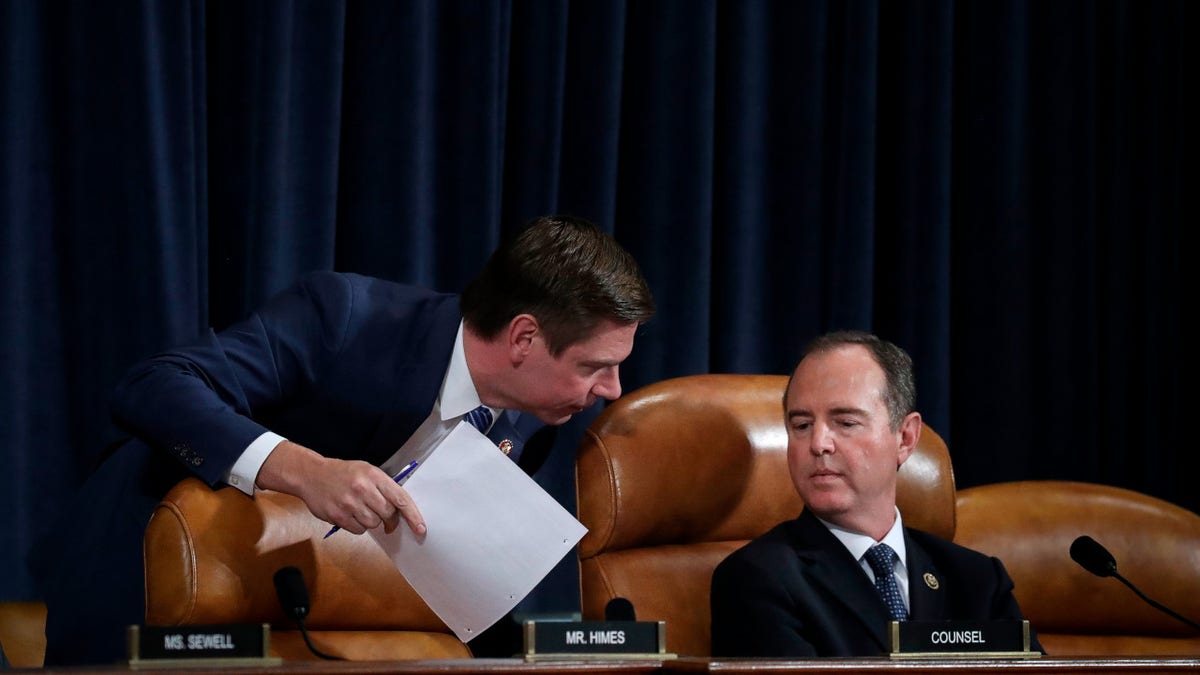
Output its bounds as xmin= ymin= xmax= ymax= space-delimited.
xmin=31 ymin=215 xmax=655 ymax=666
xmin=710 ymin=331 xmax=1041 ymax=657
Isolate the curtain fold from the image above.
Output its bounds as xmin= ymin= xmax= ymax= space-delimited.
xmin=1 ymin=1 xmax=1190 ymax=612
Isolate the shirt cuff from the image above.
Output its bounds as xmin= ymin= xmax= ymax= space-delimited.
xmin=225 ymin=431 xmax=286 ymax=496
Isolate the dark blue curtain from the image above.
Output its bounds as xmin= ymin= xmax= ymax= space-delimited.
xmin=2 ymin=0 xmax=1191 ymax=615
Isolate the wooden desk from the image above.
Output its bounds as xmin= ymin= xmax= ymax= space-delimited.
xmin=20 ymin=656 xmax=1200 ymax=675
xmin=25 ymin=658 xmax=662 ymax=675
xmin=668 ymin=656 xmax=1200 ymax=674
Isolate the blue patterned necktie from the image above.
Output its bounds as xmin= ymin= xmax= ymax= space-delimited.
xmin=463 ymin=405 xmax=494 ymax=434
xmin=864 ymin=543 xmax=909 ymax=621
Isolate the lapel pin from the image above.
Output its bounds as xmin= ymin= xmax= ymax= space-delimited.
xmin=498 ymin=439 xmax=514 ymax=456
xmin=923 ymin=572 xmax=940 ymax=590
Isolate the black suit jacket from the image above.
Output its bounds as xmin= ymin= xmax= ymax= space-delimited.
xmin=710 ymin=509 xmax=1043 ymax=657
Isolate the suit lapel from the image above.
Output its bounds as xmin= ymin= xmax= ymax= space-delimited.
xmin=790 ymin=511 xmax=895 ymax=652
xmin=487 ymin=410 xmax=527 ymax=460
xmin=904 ymin=531 xmax=946 ymax=620
xmin=487 ymin=411 xmax=555 ymax=474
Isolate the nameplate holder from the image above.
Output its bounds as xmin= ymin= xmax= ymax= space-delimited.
xmin=128 ymin=624 xmax=282 ymax=668
xmin=889 ymin=619 xmax=1040 ymax=659
xmin=523 ymin=620 xmax=674 ymax=660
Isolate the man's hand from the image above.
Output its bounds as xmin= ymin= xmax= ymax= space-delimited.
xmin=255 ymin=440 xmax=426 ymax=536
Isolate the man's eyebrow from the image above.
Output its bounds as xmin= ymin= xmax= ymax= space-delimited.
xmin=828 ymin=406 xmax=869 ymax=417
xmin=787 ymin=406 xmax=868 ymax=419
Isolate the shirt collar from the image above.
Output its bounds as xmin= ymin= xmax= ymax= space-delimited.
xmin=438 ymin=321 xmax=505 ymax=422
xmin=820 ymin=507 xmax=908 ymax=566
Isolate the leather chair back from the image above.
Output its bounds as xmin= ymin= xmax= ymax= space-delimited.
xmin=144 ymin=477 xmax=471 ymax=660
xmin=575 ymin=374 xmax=955 ymax=657
xmin=0 ymin=601 xmax=46 ymax=668
xmin=955 ymin=480 xmax=1200 ymax=656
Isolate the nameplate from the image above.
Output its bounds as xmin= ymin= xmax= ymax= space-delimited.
xmin=128 ymin=624 xmax=282 ymax=667
xmin=523 ymin=621 xmax=673 ymax=660
xmin=889 ymin=619 xmax=1039 ymax=659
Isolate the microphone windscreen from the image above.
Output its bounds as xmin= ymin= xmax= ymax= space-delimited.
xmin=1070 ymin=535 xmax=1117 ymax=578
xmin=604 ymin=596 xmax=636 ymax=621
xmin=274 ymin=566 xmax=311 ymax=620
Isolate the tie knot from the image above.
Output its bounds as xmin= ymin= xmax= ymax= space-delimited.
xmin=464 ymin=405 xmax=494 ymax=433
xmin=864 ymin=543 xmax=897 ymax=578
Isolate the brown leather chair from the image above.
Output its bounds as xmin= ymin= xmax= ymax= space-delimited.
xmin=0 ymin=601 xmax=47 ymax=668
xmin=144 ymin=477 xmax=471 ymax=660
xmin=955 ymin=480 xmax=1200 ymax=656
xmin=575 ymin=373 xmax=955 ymax=657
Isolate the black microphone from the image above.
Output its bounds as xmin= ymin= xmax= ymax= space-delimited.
xmin=604 ymin=596 xmax=636 ymax=622
xmin=273 ymin=566 xmax=310 ymax=620
xmin=272 ymin=566 xmax=344 ymax=660
xmin=1069 ymin=536 xmax=1200 ymax=632
xmin=1069 ymin=534 xmax=1120 ymax=577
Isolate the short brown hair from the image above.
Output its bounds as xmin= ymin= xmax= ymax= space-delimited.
xmin=461 ymin=215 xmax=655 ymax=355
xmin=785 ymin=330 xmax=917 ymax=430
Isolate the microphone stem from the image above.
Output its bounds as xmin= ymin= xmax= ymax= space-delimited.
xmin=297 ymin=618 xmax=345 ymax=661
xmin=1114 ymin=573 xmax=1200 ymax=632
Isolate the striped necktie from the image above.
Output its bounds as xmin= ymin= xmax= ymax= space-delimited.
xmin=463 ymin=405 xmax=494 ymax=434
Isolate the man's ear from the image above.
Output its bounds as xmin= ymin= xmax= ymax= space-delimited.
xmin=896 ymin=411 xmax=922 ymax=468
xmin=506 ymin=314 xmax=540 ymax=363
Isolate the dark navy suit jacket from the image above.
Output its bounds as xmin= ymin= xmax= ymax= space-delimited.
xmin=710 ymin=509 xmax=1043 ymax=657
xmin=32 ymin=271 xmax=548 ymax=664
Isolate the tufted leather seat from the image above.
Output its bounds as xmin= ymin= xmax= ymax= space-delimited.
xmin=955 ymin=480 xmax=1200 ymax=656
xmin=143 ymin=478 xmax=471 ymax=660
xmin=0 ymin=600 xmax=47 ymax=668
xmin=575 ymin=374 xmax=955 ymax=657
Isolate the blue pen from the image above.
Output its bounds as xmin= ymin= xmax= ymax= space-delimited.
xmin=323 ymin=460 xmax=420 ymax=539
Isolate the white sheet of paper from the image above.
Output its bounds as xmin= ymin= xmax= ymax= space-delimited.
xmin=369 ymin=422 xmax=587 ymax=642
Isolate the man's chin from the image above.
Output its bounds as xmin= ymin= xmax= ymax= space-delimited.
xmin=540 ymin=411 xmax=575 ymax=426
xmin=799 ymin=492 xmax=851 ymax=517
xmin=533 ymin=403 xmax=592 ymax=426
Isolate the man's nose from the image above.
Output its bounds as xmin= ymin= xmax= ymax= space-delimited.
xmin=810 ymin=424 xmax=834 ymax=455
xmin=593 ymin=367 xmax=621 ymax=400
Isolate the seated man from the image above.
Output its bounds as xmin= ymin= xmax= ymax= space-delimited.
xmin=710 ymin=330 xmax=1042 ymax=657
